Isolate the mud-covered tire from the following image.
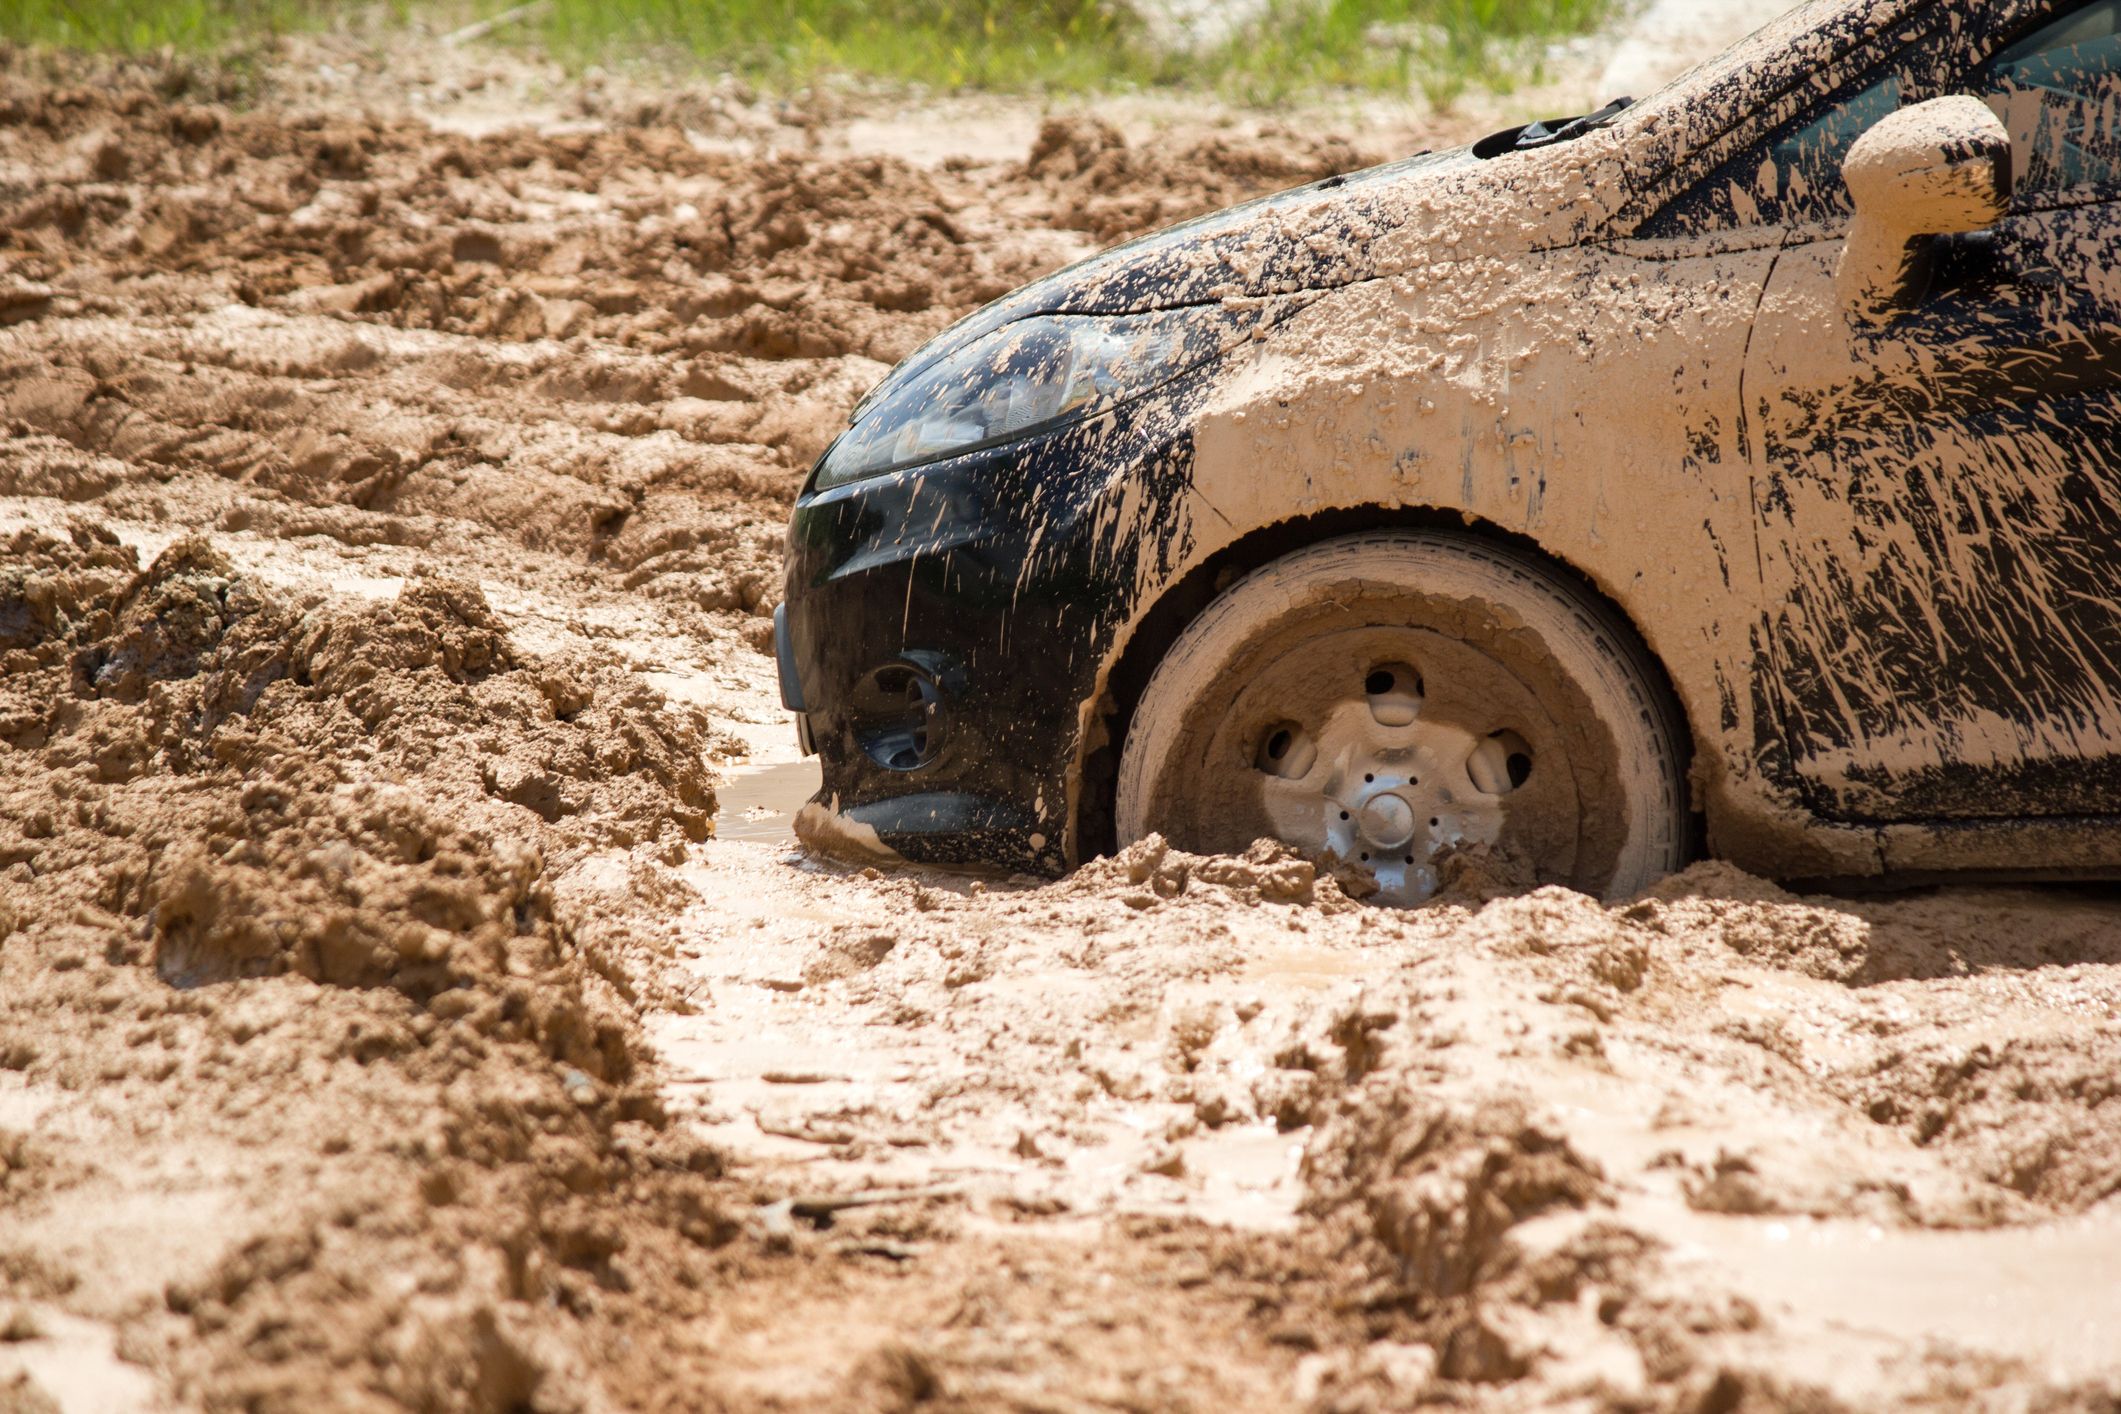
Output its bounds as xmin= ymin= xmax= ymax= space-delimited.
xmin=1116 ymin=531 xmax=1690 ymax=901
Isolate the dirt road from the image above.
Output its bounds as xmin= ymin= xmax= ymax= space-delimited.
xmin=3 ymin=29 xmax=2120 ymax=1413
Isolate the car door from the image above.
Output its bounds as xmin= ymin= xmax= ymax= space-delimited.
xmin=1735 ymin=0 xmax=2121 ymax=821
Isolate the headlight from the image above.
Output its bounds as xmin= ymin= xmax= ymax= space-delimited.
xmin=814 ymin=305 xmax=1253 ymax=491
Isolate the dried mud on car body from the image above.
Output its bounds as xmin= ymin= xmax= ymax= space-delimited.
xmin=2 ymin=43 xmax=2121 ymax=1413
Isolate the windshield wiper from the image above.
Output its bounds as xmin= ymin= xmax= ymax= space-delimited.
xmin=1472 ymin=96 xmax=1635 ymax=159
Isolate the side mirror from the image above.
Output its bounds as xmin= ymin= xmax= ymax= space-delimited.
xmin=1837 ymin=94 xmax=2013 ymax=326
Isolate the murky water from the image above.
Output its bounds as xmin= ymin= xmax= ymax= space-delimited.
xmin=716 ymin=759 xmax=822 ymax=844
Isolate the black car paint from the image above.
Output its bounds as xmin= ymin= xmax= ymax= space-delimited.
xmin=838 ymin=147 xmax=1464 ymax=414
xmin=782 ymin=354 xmax=1218 ymax=870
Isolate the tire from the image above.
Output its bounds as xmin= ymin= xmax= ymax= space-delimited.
xmin=1116 ymin=531 xmax=1689 ymax=902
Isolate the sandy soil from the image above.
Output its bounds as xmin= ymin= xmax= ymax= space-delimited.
xmin=3 ymin=21 xmax=2120 ymax=1412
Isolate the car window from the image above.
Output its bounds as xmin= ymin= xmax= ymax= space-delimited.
xmin=1641 ymin=0 xmax=2121 ymax=238
xmin=1759 ymin=72 xmax=1905 ymax=220
xmin=1639 ymin=57 xmax=1917 ymax=237
xmin=1979 ymin=0 xmax=2121 ymax=200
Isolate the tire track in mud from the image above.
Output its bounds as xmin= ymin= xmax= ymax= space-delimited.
xmin=2 ymin=46 xmax=2120 ymax=1414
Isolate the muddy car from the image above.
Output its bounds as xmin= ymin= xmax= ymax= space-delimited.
xmin=778 ymin=0 xmax=2121 ymax=902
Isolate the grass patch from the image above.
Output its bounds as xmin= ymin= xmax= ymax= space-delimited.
xmin=0 ymin=0 xmax=406 ymax=53
xmin=537 ymin=0 xmax=1147 ymax=93
xmin=1208 ymin=0 xmax=1618 ymax=105
xmin=532 ymin=0 xmax=1617 ymax=100
xmin=0 ymin=0 xmax=1619 ymax=102
xmin=1 ymin=0 xmax=293 ymax=52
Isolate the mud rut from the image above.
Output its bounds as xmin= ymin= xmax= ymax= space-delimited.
xmin=2 ymin=46 xmax=2120 ymax=1413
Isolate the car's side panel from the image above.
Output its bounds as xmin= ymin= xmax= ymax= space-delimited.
xmin=1703 ymin=0 xmax=2121 ymax=823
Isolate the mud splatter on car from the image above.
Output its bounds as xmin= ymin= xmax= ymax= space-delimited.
xmin=781 ymin=0 xmax=2121 ymax=899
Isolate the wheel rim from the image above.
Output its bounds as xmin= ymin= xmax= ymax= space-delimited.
xmin=1152 ymin=623 xmax=1592 ymax=904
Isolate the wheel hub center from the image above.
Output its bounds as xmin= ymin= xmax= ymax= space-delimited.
xmin=1355 ymin=791 xmax=1416 ymax=849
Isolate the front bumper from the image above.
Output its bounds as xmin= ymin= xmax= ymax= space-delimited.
xmin=778 ymin=373 xmax=1209 ymax=873
xmin=771 ymin=602 xmax=817 ymax=756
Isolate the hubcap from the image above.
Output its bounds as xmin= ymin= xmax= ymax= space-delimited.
xmin=1257 ymin=695 xmax=1519 ymax=903
xmin=1170 ymin=626 xmax=1580 ymax=905
xmin=1357 ymin=793 xmax=1415 ymax=849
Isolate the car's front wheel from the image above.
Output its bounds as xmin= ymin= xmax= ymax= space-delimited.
xmin=1115 ymin=531 xmax=1689 ymax=903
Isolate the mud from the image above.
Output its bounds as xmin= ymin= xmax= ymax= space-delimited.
xmin=641 ymin=832 xmax=2121 ymax=1409
xmin=3 ymin=29 xmax=2120 ymax=1414
xmin=0 ymin=522 xmax=734 ymax=1407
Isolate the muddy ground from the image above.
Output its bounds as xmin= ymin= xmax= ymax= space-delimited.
xmin=2 ymin=29 xmax=2120 ymax=1414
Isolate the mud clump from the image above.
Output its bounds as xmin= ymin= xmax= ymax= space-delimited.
xmin=1065 ymin=832 xmax=1359 ymax=911
xmin=1 ymin=522 xmax=715 ymax=996
xmin=804 ymin=928 xmax=900 ymax=986
xmin=0 ymin=518 xmax=734 ymax=1406
xmin=1023 ymin=116 xmax=1368 ymax=242
xmin=1625 ymin=862 xmax=2121 ymax=984
xmin=0 ymin=70 xmax=1391 ymax=672
xmin=72 ymin=536 xmax=247 ymax=703
xmin=1295 ymin=1042 xmax=1641 ymax=1397
xmin=792 ymin=799 xmax=904 ymax=868
xmin=1430 ymin=841 xmax=1541 ymax=906
xmin=1303 ymin=1090 xmax=1604 ymax=1304
xmin=0 ymin=525 xmax=136 ymax=656
xmin=1285 ymin=990 xmax=1807 ymax=1406
xmin=1827 ymin=1026 xmax=2121 ymax=1213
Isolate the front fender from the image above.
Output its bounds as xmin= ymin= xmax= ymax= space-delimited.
xmin=1067 ymin=250 xmax=1881 ymax=878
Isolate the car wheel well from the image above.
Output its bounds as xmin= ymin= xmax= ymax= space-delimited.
xmin=1071 ymin=505 xmax=1698 ymax=864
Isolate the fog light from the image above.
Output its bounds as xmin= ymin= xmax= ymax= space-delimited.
xmin=850 ymin=661 xmax=947 ymax=772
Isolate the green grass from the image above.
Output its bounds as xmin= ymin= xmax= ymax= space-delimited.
xmin=531 ymin=0 xmax=1617 ymax=100
xmin=1206 ymin=0 xmax=1617 ymax=105
xmin=1 ymin=0 xmax=310 ymax=52
xmin=0 ymin=0 xmax=1618 ymax=103
xmin=537 ymin=0 xmax=1147 ymax=92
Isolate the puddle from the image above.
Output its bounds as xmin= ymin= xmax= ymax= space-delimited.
xmin=1644 ymin=1206 xmax=2121 ymax=1383
xmin=1240 ymin=943 xmax=1391 ymax=990
xmin=0 ymin=1309 xmax=161 ymax=1413
xmin=716 ymin=759 xmax=822 ymax=843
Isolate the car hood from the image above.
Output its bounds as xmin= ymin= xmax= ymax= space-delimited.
xmin=860 ymin=145 xmax=1476 ymax=408
xmin=1002 ymin=145 xmax=1469 ymax=316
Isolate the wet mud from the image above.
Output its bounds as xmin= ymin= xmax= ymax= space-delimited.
xmin=3 ymin=37 xmax=2119 ymax=1413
